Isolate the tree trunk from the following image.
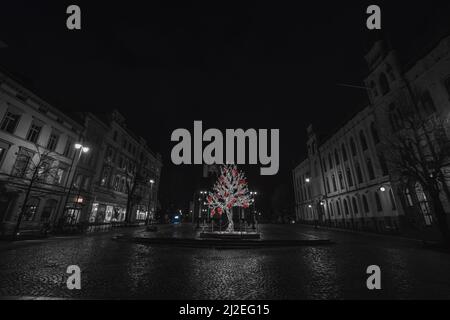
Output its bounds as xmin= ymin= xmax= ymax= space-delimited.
xmin=429 ymin=189 xmax=450 ymax=247
xmin=225 ymin=208 xmax=234 ymax=232
xmin=13 ymin=180 xmax=34 ymax=238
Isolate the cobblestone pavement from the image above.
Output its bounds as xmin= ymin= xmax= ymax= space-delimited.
xmin=0 ymin=224 xmax=450 ymax=300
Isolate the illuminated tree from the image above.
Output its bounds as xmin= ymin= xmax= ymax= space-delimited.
xmin=207 ymin=165 xmax=253 ymax=232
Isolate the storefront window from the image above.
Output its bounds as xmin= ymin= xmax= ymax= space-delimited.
xmin=90 ymin=203 xmax=99 ymax=223
xmin=105 ymin=205 xmax=114 ymax=222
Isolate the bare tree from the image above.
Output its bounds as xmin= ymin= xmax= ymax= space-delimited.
xmin=380 ymin=90 xmax=450 ymax=246
xmin=12 ymin=144 xmax=61 ymax=237
xmin=124 ymin=159 xmax=147 ymax=223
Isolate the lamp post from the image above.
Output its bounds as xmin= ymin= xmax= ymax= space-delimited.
xmin=145 ymin=179 xmax=155 ymax=225
xmin=250 ymin=191 xmax=258 ymax=230
xmin=197 ymin=191 xmax=206 ymax=228
xmin=57 ymin=143 xmax=89 ymax=227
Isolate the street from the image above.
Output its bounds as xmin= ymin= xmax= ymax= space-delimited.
xmin=0 ymin=224 xmax=450 ymax=299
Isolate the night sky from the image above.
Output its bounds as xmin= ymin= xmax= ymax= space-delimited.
xmin=1 ymin=1 xmax=449 ymax=213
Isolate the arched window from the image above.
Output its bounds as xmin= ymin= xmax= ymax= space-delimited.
xmin=343 ymin=199 xmax=350 ymax=216
xmin=378 ymin=153 xmax=389 ymax=176
xmin=334 ymin=149 xmax=340 ymax=165
xmin=375 ymin=192 xmax=383 ymax=212
xmin=331 ymin=175 xmax=337 ymax=192
xmin=359 ymin=130 xmax=368 ymax=151
xmin=346 ymin=167 xmax=354 ymax=187
xmin=379 ymin=72 xmax=390 ymax=95
xmin=350 ymin=138 xmax=357 ymax=156
xmin=352 ymin=197 xmax=359 ymax=214
xmin=355 ymin=162 xmax=364 ymax=184
xmin=338 ymin=171 xmax=345 ymax=190
xmin=422 ymin=91 xmax=436 ymax=114
xmin=362 ymin=195 xmax=370 ymax=213
xmin=336 ymin=200 xmax=342 ymax=216
xmin=366 ymin=158 xmax=375 ymax=180
xmin=370 ymin=122 xmax=380 ymax=144
xmin=389 ymin=103 xmax=401 ymax=132
xmin=329 ymin=201 xmax=334 ymax=217
xmin=24 ymin=197 xmax=40 ymax=221
xmin=342 ymin=145 xmax=348 ymax=162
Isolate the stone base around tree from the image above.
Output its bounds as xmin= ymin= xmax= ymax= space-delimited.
xmin=199 ymin=231 xmax=261 ymax=240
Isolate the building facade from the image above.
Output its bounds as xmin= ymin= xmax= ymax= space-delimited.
xmin=0 ymin=70 xmax=85 ymax=236
xmin=83 ymin=111 xmax=162 ymax=229
xmin=0 ymin=70 xmax=162 ymax=236
xmin=293 ymin=35 xmax=450 ymax=240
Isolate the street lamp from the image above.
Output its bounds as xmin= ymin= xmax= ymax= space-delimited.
xmin=305 ymin=178 xmax=311 ymax=183
xmin=57 ymin=143 xmax=90 ymax=227
xmin=379 ymin=186 xmax=386 ymax=192
xmin=145 ymin=179 xmax=155 ymax=225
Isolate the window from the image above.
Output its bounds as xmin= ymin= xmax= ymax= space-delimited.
xmin=63 ymin=138 xmax=75 ymax=158
xmin=335 ymin=150 xmax=340 ymax=165
xmin=343 ymin=199 xmax=350 ymax=216
xmin=366 ymin=158 xmax=375 ymax=180
xmin=355 ymin=162 xmax=364 ymax=184
xmin=0 ymin=142 xmax=9 ymax=166
xmin=359 ymin=130 xmax=368 ymax=151
xmin=322 ymin=158 xmax=327 ymax=172
xmin=331 ymin=175 xmax=337 ymax=192
xmin=342 ymin=145 xmax=348 ymax=161
xmin=47 ymin=132 xmax=59 ymax=151
xmin=389 ymin=189 xmax=397 ymax=211
xmin=338 ymin=171 xmax=345 ymax=190
xmin=352 ymin=197 xmax=359 ymax=214
xmin=113 ymin=175 xmax=120 ymax=191
xmin=379 ymin=72 xmax=390 ymax=95
xmin=100 ymin=165 xmax=111 ymax=186
xmin=82 ymin=177 xmax=91 ymax=191
xmin=389 ymin=103 xmax=401 ymax=132
xmin=350 ymin=138 xmax=357 ymax=156
xmin=346 ymin=167 xmax=354 ymax=187
xmin=421 ymin=91 xmax=436 ymax=114
xmin=375 ymin=192 xmax=383 ymax=212
xmin=26 ymin=123 xmax=42 ymax=143
xmin=55 ymin=166 xmax=68 ymax=185
xmin=362 ymin=195 xmax=369 ymax=213
xmin=329 ymin=201 xmax=334 ymax=217
xmin=12 ymin=148 xmax=33 ymax=177
xmin=378 ymin=153 xmax=389 ymax=176
xmin=415 ymin=182 xmax=433 ymax=226
xmin=336 ymin=201 xmax=342 ymax=216
xmin=0 ymin=111 xmax=21 ymax=134
xmin=23 ymin=197 xmax=40 ymax=222
xmin=328 ymin=154 xmax=333 ymax=169
xmin=370 ymin=122 xmax=380 ymax=144
xmin=325 ymin=177 xmax=330 ymax=193
xmin=73 ymin=174 xmax=83 ymax=189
